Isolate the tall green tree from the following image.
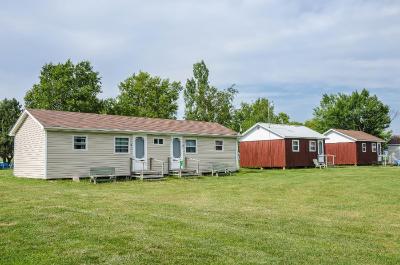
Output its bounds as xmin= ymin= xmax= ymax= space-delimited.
xmin=184 ymin=61 xmax=237 ymax=127
xmin=308 ymin=89 xmax=391 ymax=139
xmin=25 ymin=59 xmax=103 ymax=113
xmin=232 ymin=98 xmax=293 ymax=132
xmin=0 ymin=98 xmax=22 ymax=163
xmin=110 ymin=71 xmax=182 ymax=119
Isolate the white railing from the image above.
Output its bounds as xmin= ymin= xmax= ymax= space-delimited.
xmin=186 ymin=157 xmax=200 ymax=174
xmin=378 ymin=155 xmax=388 ymax=166
xmin=151 ymin=158 xmax=165 ymax=177
xmin=324 ymin=154 xmax=335 ymax=167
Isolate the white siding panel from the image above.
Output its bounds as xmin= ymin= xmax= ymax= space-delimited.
xmin=47 ymin=132 xmax=131 ymax=179
xmin=240 ymin=126 xmax=282 ymax=142
xmin=13 ymin=116 xmax=46 ymax=178
xmin=325 ymin=131 xmax=355 ymax=143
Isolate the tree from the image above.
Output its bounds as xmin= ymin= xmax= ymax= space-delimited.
xmin=0 ymin=98 xmax=22 ymax=163
xmin=310 ymin=89 xmax=391 ymax=139
xmin=99 ymin=98 xmax=117 ymax=115
xmin=232 ymin=98 xmax=293 ymax=132
xmin=25 ymin=59 xmax=103 ymax=113
xmin=111 ymin=71 xmax=182 ymax=119
xmin=184 ymin=60 xmax=237 ymax=127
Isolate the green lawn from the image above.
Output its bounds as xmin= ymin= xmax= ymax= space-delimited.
xmin=1 ymin=167 xmax=399 ymax=265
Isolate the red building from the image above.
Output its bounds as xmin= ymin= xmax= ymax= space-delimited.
xmin=324 ymin=129 xmax=384 ymax=165
xmin=240 ymin=123 xmax=326 ymax=168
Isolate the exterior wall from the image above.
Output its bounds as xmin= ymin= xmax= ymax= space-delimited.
xmin=285 ymin=139 xmax=322 ymax=167
xmin=47 ymin=131 xmax=132 ymax=179
xmin=183 ymin=136 xmax=238 ymax=172
xmin=325 ymin=143 xmax=357 ymax=165
xmin=146 ymin=135 xmax=171 ymax=173
xmin=388 ymin=145 xmax=400 ymax=163
xmin=46 ymin=131 xmax=238 ymax=179
xmin=239 ymin=140 xmax=286 ymax=168
xmin=325 ymin=131 xmax=354 ymax=143
xmin=240 ymin=126 xmax=282 ymax=142
xmin=356 ymin=142 xmax=378 ymax=165
xmin=13 ymin=115 xmax=46 ymax=178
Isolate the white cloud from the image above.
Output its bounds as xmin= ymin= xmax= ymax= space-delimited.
xmin=0 ymin=0 xmax=399 ymax=132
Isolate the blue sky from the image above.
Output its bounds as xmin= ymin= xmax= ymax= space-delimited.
xmin=1 ymin=0 xmax=399 ymax=133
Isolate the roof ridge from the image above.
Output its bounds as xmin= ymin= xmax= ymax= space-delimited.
xmin=27 ymin=108 xmax=226 ymax=126
xmin=24 ymin=109 xmax=239 ymax=137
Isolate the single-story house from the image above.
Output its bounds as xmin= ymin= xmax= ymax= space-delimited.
xmin=324 ymin=129 xmax=384 ymax=165
xmin=239 ymin=123 xmax=326 ymax=168
xmin=9 ymin=109 xmax=239 ymax=179
xmin=388 ymin=135 xmax=400 ymax=163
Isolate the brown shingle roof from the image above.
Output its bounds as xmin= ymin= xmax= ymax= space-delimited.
xmin=26 ymin=109 xmax=238 ymax=137
xmin=333 ymin=129 xmax=384 ymax=142
xmin=389 ymin=135 xmax=400 ymax=145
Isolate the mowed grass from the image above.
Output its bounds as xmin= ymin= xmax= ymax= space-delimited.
xmin=1 ymin=167 xmax=400 ymax=265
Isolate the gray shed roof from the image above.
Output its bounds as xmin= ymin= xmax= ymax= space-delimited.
xmin=255 ymin=123 xmax=325 ymax=139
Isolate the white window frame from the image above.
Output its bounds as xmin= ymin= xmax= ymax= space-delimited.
xmin=185 ymin=138 xmax=197 ymax=154
xmin=215 ymin=140 xmax=224 ymax=151
xmin=153 ymin=138 xmax=164 ymax=145
xmin=309 ymin=140 xmax=316 ymax=152
xmin=114 ymin=136 xmax=130 ymax=154
xmin=371 ymin=143 xmax=377 ymax=153
xmin=362 ymin=143 xmax=367 ymax=152
xmin=292 ymin=139 xmax=300 ymax=152
xmin=72 ymin=135 xmax=88 ymax=151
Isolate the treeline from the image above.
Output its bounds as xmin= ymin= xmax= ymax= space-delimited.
xmin=0 ymin=59 xmax=394 ymax=162
xmin=22 ymin=59 xmax=298 ymax=132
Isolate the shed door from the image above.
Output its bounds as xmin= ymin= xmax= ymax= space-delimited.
xmin=377 ymin=143 xmax=382 ymax=162
xmin=318 ymin=140 xmax=325 ymax=163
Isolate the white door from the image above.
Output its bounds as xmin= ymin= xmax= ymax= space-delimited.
xmin=318 ymin=140 xmax=325 ymax=163
xmin=133 ymin=136 xmax=147 ymax=171
xmin=377 ymin=143 xmax=382 ymax=162
xmin=171 ymin=137 xmax=183 ymax=169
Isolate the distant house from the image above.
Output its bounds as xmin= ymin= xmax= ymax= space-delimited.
xmin=324 ymin=129 xmax=384 ymax=165
xmin=9 ymin=109 xmax=239 ymax=179
xmin=239 ymin=123 xmax=326 ymax=168
xmin=388 ymin=135 xmax=400 ymax=163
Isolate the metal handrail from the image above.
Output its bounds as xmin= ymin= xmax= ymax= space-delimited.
xmin=139 ymin=161 xmax=146 ymax=180
xmin=323 ymin=154 xmax=336 ymax=167
xmin=186 ymin=157 xmax=200 ymax=174
xmin=151 ymin=158 xmax=165 ymax=176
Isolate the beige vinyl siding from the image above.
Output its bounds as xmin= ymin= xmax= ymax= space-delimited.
xmin=13 ymin=115 xmax=46 ymax=178
xmin=145 ymin=135 xmax=238 ymax=173
xmin=46 ymin=132 xmax=238 ymax=179
xmin=146 ymin=135 xmax=171 ymax=174
xmin=47 ymin=132 xmax=131 ymax=179
xmin=184 ymin=136 xmax=238 ymax=172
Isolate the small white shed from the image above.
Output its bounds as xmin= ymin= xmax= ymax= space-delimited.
xmin=388 ymin=135 xmax=400 ymax=163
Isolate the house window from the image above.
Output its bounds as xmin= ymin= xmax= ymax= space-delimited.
xmin=309 ymin=140 xmax=316 ymax=152
xmin=371 ymin=143 xmax=376 ymax=152
xmin=362 ymin=143 xmax=367 ymax=152
xmin=185 ymin=139 xmax=197 ymax=153
xmin=153 ymin=138 xmax=164 ymax=145
xmin=292 ymin=140 xmax=300 ymax=152
xmin=215 ymin=140 xmax=224 ymax=151
xmin=115 ymin=137 xmax=129 ymax=153
xmin=73 ymin=136 xmax=87 ymax=150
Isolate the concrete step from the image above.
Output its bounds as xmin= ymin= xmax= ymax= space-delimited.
xmin=169 ymin=169 xmax=199 ymax=177
xmin=135 ymin=175 xmax=165 ymax=180
xmin=132 ymin=170 xmax=162 ymax=175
